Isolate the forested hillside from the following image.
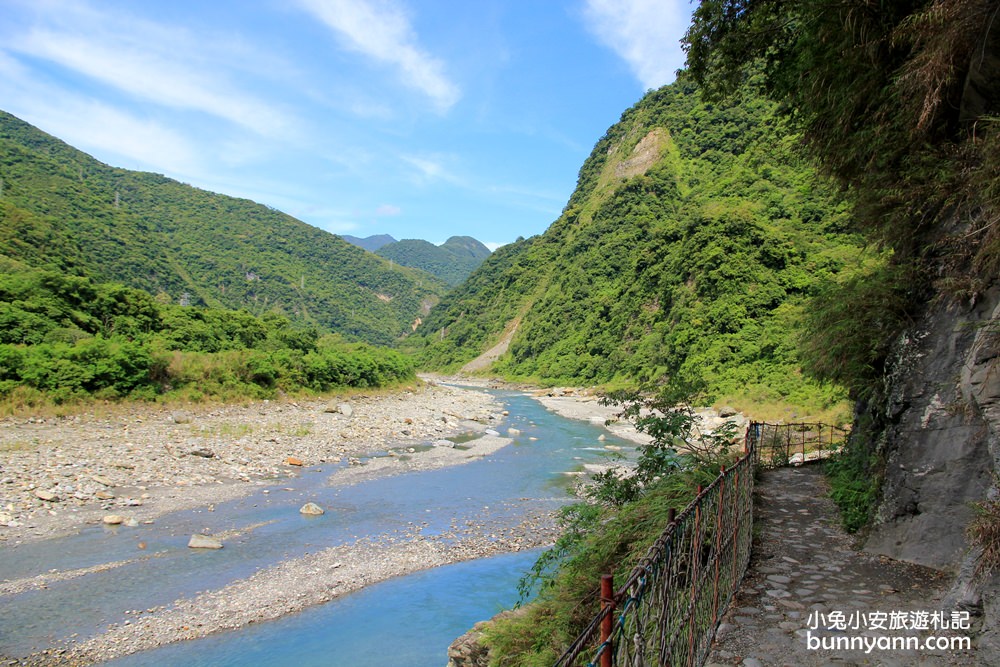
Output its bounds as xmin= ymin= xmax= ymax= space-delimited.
xmin=0 ymin=111 xmax=448 ymax=346
xmin=413 ymin=77 xmax=862 ymax=413
xmin=376 ymin=236 xmax=491 ymax=287
xmin=0 ymin=263 xmax=414 ymax=404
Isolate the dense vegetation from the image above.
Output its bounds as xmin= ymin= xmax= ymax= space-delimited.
xmin=0 ymin=111 xmax=448 ymax=346
xmin=412 ymin=77 xmax=861 ymax=416
xmin=685 ymin=0 xmax=1000 ymax=397
xmin=0 ymin=263 xmax=414 ymax=407
xmin=481 ymin=394 xmax=740 ymax=665
xmin=684 ymin=0 xmax=1000 ymax=528
xmin=376 ymin=236 xmax=491 ymax=287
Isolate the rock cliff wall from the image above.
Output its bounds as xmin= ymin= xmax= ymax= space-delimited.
xmin=860 ymin=279 xmax=1000 ymax=658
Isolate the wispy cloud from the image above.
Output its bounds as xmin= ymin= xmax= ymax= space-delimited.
xmin=400 ymin=153 xmax=462 ymax=185
xmin=581 ymin=0 xmax=690 ymax=90
xmin=4 ymin=0 xmax=293 ymax=137
xmin=12 ymin=93 xmax=200 ymax=175
xmin=296 ymin=0 xmax=460 ymax=112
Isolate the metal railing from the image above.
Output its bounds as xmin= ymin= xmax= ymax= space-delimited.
xmin=554 ymin=421 xmax=847 ymax=667
xmin=749 ymin=421 xmax=849 ymax=468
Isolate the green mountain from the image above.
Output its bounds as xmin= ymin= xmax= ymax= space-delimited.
xmin=412 ymin=76 xmax=863 ymax=411
xmin=376 ymin=236 xmax=492 ymax=287
xmin=0 ymin=111 xmax=448 ymax=346
xmin=440 ymin=236 xmax=492 ymax=261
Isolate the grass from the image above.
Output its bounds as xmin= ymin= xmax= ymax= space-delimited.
xmin=0 ymin=438 xmax=40 ymax=453
xmin=712 ymin=395 xmax=852 ymax=426
xmin=0 ymin=380 xmax=425 ymax=421
xmin=967 ymin=478 xmax=1000 ymax=578
xmin=482 ymin=462 xmax=725 ymax=666
xmin=192 ymin=422 xmax=254 ymax=438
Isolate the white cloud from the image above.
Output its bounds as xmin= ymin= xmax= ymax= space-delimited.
xmin=401 ymin=153 xmax=462 ymax=185
xmin=581 ymin=0 xmax=691 ymax=90
xmin=4 ymin=0 xmax=293 ymax=137
xmin=17 ymin=97 xmax=199 ymax=175
xmin=296 ymin=0 xmax=460 ymax=111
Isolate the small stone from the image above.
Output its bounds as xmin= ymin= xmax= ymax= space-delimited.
xmin=299 ymin=502 xmax=325 ymax=516
xmin=95 ymin=490 xmax=115 ymax=500
xmin=433 ymin=439 xmax=455 ymax=448
xmin=286 ymin=456 xmax=304 ymax=466
xmin=189 ymin=448 xmax=215 ymax=458
xmin=338 ymin=403 xmax=354 ymax=418
xmin=92 ymin=475 xmax=113 ymax=487
xmin=124 ymin=518 xmax=139 ymax=528
xmin=35 ymin=489 xmax=59 ymax=502
xmin=103 ymin=515 xmax=125 ymax=525
xmin=188 ymin=534 xmax=223 ymax=549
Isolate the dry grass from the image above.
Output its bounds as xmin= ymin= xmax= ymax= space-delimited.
xmin=967 ymin=493 xmax=1000 ymax=577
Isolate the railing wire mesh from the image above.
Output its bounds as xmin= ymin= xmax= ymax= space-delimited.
xmin=553 ymin=421 xmax=848 ymax=667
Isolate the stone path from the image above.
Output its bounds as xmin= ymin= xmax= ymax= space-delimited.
xmin=707 ymin=466 xmax=980 ymax=666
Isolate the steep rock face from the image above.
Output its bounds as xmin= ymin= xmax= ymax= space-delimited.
xmin=864 ymin=285 xmax=1000 ymax=569
xmin=861 ymin=279 xmax=1000 ymax=659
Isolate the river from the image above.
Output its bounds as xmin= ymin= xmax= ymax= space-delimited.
xmin=0 ymin=388 xmax=631 ymax=665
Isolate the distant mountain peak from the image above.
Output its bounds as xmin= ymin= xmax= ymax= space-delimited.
xmin=339 ymin=234 xmax=397 ymax=252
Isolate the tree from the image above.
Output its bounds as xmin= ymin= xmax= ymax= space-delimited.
xmin=684 ymin=0 xmax=1000 ymax=264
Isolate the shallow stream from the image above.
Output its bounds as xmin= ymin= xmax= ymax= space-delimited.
xmin=0 ymin=389 xmax=630 ymax=665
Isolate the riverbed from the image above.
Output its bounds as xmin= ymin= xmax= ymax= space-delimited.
xmin=0 ymin=382 xmax=640 ymax=665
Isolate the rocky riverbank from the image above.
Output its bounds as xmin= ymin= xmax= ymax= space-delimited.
xmin=0 ymin=379 xmax=560 ymax=666
xmin=0 ymin=380 xmax=504 ymax=546
xmin=3 ymin=379 xmax=735 ymax=666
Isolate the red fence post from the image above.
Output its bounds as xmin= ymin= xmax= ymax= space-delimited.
xmin=601 ymin=573 xmax=615 ymax=667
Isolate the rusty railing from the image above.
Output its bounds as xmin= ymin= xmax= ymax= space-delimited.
xmin=554 ymin=421 xmax=848 ymax=667
xmin=749 ymin=421 xmax=849 ymax=468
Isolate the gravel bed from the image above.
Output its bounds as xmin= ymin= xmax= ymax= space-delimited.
xmin=0 ymin=380 xmax=504 ymax=545
xmin=0 ymin=379 xmax=569 ymax=666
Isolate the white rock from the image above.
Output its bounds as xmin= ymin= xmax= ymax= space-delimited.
xmin=34 ymin=489 xmax=59 ymax=502
xmin=103 ymin=515 xmax=125 ymax=525
xmin=299 ymin=502 xmax=325 ymax=516
xmin=188 ymin=534 xmax=223 ymax=549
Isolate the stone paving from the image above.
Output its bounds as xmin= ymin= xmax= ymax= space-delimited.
xmin=707 ymin=466 xmax=980 ymax=666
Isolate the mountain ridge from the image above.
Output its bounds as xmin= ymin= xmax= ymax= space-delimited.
xmin=0 ymin=110 xmax=448 ymax=345
xmin=376 ymin=236 xmax=492 ymax=287
xmin=411 ymin=77 xmax=863 ymax=413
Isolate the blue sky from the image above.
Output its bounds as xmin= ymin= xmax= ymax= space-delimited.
xmin=0 ymin=0 xmax=693 ymax=250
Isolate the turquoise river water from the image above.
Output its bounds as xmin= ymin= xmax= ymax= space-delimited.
xmin=0 ymin=388 xmax=631 ymax=666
